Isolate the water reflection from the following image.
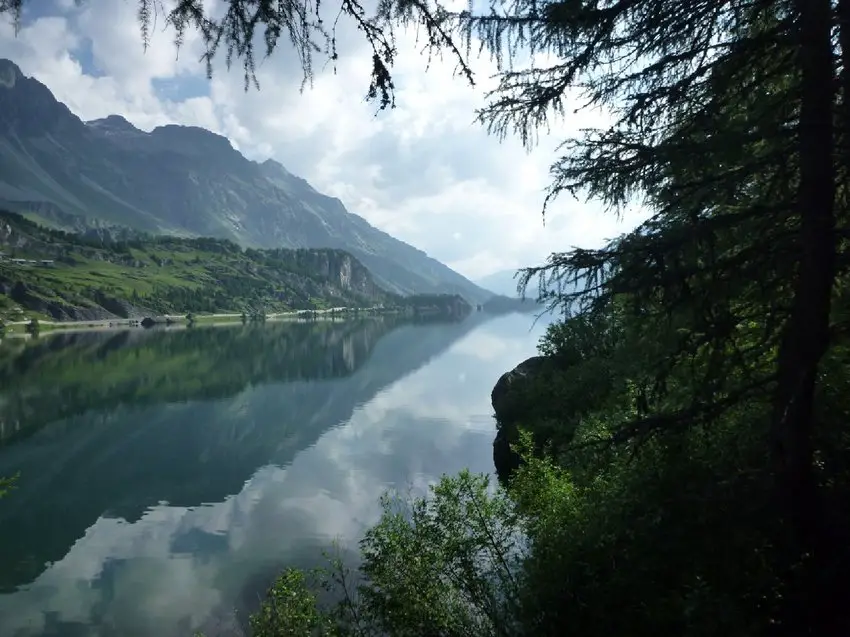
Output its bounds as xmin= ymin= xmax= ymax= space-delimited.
xmin=0 ymin=312 xmax=547 ymax=636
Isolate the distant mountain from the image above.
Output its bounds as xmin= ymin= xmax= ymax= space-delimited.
xmin=481 ymin=294 xmax=542 ymax=315
xmin=0 ymin=59 xmax=492 ymax=303
xmin=476 ymin=267 xmax=584 ymax=299
xmin=475 ymin=268 xmax=527 ymax=298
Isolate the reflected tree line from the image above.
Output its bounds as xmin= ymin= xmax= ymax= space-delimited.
xmin=0 ymin=318 xmax=408 ymax=446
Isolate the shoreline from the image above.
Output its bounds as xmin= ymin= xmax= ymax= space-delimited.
xmin=0 ymin=307 xmax=399 ymax=339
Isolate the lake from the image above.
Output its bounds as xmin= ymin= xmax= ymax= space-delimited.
xmin=0 ymin=311 xmax=547 ymax=637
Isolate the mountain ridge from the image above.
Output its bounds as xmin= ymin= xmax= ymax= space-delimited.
xmin=475 ymin=268 xmax=525 ymax=298
xmin=0 ymin=59 xmax=492 ymax=303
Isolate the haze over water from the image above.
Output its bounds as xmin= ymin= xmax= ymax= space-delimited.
xmin=0 ymin=312 xmax=547 ymax=637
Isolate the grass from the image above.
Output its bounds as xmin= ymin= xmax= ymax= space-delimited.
xmin=18 ymin=259 xmax=201 ymax=297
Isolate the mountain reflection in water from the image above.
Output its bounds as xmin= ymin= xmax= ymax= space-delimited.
xmin=0 ymin=312 xmax=548 ymax=637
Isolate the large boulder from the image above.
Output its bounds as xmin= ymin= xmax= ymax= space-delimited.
xmin=491 ymin=355 xmax=554 ymax=483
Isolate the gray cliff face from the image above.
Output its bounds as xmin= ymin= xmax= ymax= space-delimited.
xmin=0 ymin=59 xmax=19 ymax=89
xmin=286 ymin=249 xmax=385 ymax=300
xmin=0 ymin=59 xmax=492 ymax=303
xmin=309 ymin=252 xmax=369 ymax=293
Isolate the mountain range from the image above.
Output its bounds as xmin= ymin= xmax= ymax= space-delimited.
xmin=475 ymin=268 xmax=526 ymax=298
xmin=0 ymin=59 xmax=491 ymax=303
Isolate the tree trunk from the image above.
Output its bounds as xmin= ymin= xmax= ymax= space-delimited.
xmin=771 ymin=0 xmax=839 ymax=633
xmin=840 ymin=0 xmax=850 ymax=172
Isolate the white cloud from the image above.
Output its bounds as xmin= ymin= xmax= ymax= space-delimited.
xmin=0 ymin=0 xmax=648 ymax=279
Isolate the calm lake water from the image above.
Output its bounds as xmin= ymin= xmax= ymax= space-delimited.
xmin=0 ymin=311 xmax=547 ymax=637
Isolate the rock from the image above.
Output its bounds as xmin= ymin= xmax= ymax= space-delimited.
xmin=491 ymin=355 xmax=553 ymax=483
xmin=91 ymin=289 xmax=152 ymax=318
xmin=7 ymin=281 xmax=113 ymax=321
xmin=491 ymin=355 xmax=549 ymax=418
xmin=0 ymin=272 xmax=153 ymax=322
xmin=42 ymin=300 xmax=112 ymax=321
xmin=62 ymin=305 xmax=113 ymax=321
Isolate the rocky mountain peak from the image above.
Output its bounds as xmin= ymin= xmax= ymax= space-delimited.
xmin=151 ymin=124 xmax=233 ymax=149
xmin=0 ymin=59 xmax=22 ymax=89
xmin=261 ymin=158 xmax=286 ymax=172
xmin=87 ymin=114 xmax=140 ymax=133
xmin=0 ymin=60 xmax=85 ymax=138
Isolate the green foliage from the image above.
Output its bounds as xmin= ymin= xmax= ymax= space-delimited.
xmin=353 ymin=471 xmax=524 ymax=637
xmin=249 ymin=471 xmax=525 ymax=637
xmin=241 ymin=408 xmax=791 ymax=635
xmin=250 ymin=569 xmax=339 ymax=637
xmin=0 ymin=472 xmax=18 ymax=499
xmin=508 ymin=421 xmax=780 ymax=636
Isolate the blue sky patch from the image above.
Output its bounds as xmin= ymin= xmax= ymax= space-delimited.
xmin=153 ymin=73 xmax=210 ymax=101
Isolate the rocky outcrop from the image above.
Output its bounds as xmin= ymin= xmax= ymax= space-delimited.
xmin=2 ymin=278 xmax=152 ymax=321
xmin=281 ymin=248 xmax=383 ymax=298
xmin=492 ymin=356 xmax=550 ymax=482
xmin=89 ymin=289 xmax=152 ymax=319
xmin=491 ymin=351 xmax=596 ymax=483
xmin=7 ymin=281 xmax=106 ymax=321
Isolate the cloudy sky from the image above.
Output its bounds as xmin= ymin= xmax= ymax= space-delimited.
xmin=0 ymin=0 xmax=647 ymax=279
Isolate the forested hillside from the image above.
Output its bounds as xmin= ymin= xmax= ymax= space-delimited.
xmin=0 ymin=210 xmax=392 ymax=319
